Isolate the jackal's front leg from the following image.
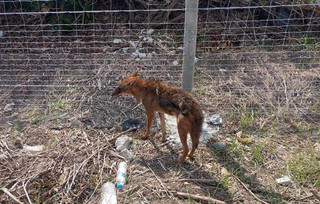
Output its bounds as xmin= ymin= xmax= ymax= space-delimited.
xmin=141 ymin=111 xmax=154 ymax=139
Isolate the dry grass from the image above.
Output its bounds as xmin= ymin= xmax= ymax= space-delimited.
xmin=1 ymin=54 xmax=319 ymax=203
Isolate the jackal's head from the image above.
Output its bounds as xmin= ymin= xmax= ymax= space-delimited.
xmin=112 ymin=71 xmax=138 ymax=97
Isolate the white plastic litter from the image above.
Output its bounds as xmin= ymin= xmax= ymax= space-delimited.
xmin=22 ymin=145 xmax=45 ymax=151
xmin=116 ymin=162 xmax=127 ymax=189
xmin=276 ymin=176 xmax=292 ymax=186
xmin=100 ymin=182 xmax=117 ymax=204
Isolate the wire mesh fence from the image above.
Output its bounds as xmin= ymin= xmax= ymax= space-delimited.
xmin=1 ymin=1 xmax=320 ymax=203
xmin=0 ymin=1 xmax=319 ymax=129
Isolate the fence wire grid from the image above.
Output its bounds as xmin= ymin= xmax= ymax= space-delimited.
xmin=0 ymin=1 xmax=319 ymax=129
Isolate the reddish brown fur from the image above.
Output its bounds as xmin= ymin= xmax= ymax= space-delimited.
xmin=112 ymin=71 xmax=204 ymax=163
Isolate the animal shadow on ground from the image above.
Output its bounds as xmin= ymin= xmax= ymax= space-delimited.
xmin=134 ymin=136 xmax=284 ymax=203
xmin=205 ymin=139 xmax=284 ymax=204
xmin=134 ymin=137 xmax=233 ymax=203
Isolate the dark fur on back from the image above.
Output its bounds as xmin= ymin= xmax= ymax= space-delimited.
xmin=112 ymin=71 xmax=204 ymax=163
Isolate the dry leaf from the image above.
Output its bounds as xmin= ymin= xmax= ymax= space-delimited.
xmin=237 ymin=136 xmax=253 ymax=144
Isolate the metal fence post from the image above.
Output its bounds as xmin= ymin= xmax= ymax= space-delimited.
xmin=182 ymin=0 xmax=199 ymax=93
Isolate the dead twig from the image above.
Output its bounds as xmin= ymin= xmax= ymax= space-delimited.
xmin=107 ymin=127 xmax=137 ymax=143
xmin=0 ymin=187 xmax=24 ymax=204
xmin=146 ymin=163 xmax=172 ymax=197
xmin=177 ymin=178 xmax=217 ymax=184
xmin=173 ymin=191 xmax=226 ymax=204
xmin=311 ymin=190 xmax=320 ymax=201
xmin=234 ymin=176 xmax=269 ymax=204
xmin=22 ymin=181 xmax=32 ymax=204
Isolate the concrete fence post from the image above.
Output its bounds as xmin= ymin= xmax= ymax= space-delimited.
xmin=182 ymin=0 xmax=199 ymax=93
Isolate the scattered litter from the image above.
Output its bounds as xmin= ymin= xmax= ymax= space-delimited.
xmin=276 ymin=176 xmax=292 ymax=186
xmin=115 ymin=136 xmax=132 ymax=151
xmin=121 ymin=119 xmax=141 ymax=131
xmin=116 ymin=162 xmax=127 ymax=189
xmin=120 ymin=148 xmax=133 ymax=161
xmin=100 ymin=182 xmax=117 ymax=204
xmin=205 ymin=113 xmax=222 ymax=125
xmin=22 ymin=144 xmax=45 ymax=151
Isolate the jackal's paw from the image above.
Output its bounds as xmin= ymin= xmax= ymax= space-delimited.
xmin=177 ymin=157 xmax=185 ymax=164
xmin=160 ymin=136 xmax=167 ymax=143
xmin=140 ymin=134 xmax=149 ymax=140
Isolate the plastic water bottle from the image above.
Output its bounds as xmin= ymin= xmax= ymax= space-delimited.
xmin=100 ymin=182 xmax=117 ymax=204
xmin=116 ymin=161 xmax=127 ymax=189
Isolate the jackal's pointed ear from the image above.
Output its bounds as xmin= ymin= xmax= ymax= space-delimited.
xmin=130 ymin=71 xmax=138 ymax=77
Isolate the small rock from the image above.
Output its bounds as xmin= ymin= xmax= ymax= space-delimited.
xmin=131 ymin=52 xmax=139 ymax=58
xmin=135 ymin=58 xmax=141 ymax=62
xmin=143 ymin=37 xmax=153 ymax=43
xmin=23 ymin=144 xmax=45 ymax=151
xmin=70 ymin=118 xmax=83 ymax=129
xmin=115 ymin=136 xmax=132 ymax=151
xmin=4 ymin=103 xmax=14 ymax=113
xmin=146 ymin=53 xmax=152 ymax=59
xmin=314 ymin=143 xmax=320 ymax=152
xmin=194 ymin=57 xmax=198 ymax=64
xmin=213 ymin=142 xmax=227 ymax=152
xmin=168 ymin=51 xmax=176 ymax=55
xmin=221 ymin=167 xmax=230 ymax=178
xmin=0 ymin=31 xmax=3 ymax=37
xmin=225 ymin=138 xmax=232 ymax=142
xmin=276 ymin=176 xmax=291 ymax=186
xmin=129 ymin=40 xmax=138 ymax=48
xmin=121 ymin=148 xmax=133 ymax=160
xmin=113 ymin=39 xmax=122 ymax=44
xmin=138 ymin=53 xmax=147 ymax=58
xmin=147 ymin=29 xmax=154 ymax=35
xmin=243 ymin=173 xmax=251 ymax=180
xmin=172 ymin=59 xmax=179 ymax=66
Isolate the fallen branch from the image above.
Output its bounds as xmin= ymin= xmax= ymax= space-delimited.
xmin=0 ymin=187 xmax=24 ymax=204
xmin=234 ymin=176 xmax=269 ymax=204
xmin=107 ymin=127 xmax=137 ymax=143
xmin=177 ymin=178 xmax=216 ymax=184
xmin=173 ymin=191 xmax=226 ymax=204
xmin=146 ymin=163 xmax=172 ymax=196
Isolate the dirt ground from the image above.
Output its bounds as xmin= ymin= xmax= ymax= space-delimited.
xmin=0 ymin=87 xmax=319 ymax=204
